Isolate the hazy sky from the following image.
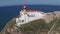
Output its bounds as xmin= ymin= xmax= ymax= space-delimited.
xmin=0 ymin=0 xmax=60 ymax=7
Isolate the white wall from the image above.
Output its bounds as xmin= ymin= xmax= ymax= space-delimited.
xmin=16 ymin=12 xmax=46 ymax=26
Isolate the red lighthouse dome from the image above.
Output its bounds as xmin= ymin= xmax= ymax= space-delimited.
xmin=23 ymin=4 xmax=27 ymax=9
xmin=23 ymin=4 xmax=27 ymax=12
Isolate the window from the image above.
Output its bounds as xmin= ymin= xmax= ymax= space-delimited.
xmin=22 ymin=20 xmax=24 ymax=22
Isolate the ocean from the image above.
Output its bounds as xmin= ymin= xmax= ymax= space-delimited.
xmin=0 ymin=5 xmax=60 ymax=31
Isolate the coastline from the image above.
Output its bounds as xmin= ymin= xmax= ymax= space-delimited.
xmin=0 ymin=17 xmax=16 ymax=34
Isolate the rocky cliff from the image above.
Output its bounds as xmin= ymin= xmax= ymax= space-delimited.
xmin=0 ymin=11 xmax=60 ymax=34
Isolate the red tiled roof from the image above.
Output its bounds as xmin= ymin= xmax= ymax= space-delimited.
xmin=26 ymin=10 xmax=41 ymax=12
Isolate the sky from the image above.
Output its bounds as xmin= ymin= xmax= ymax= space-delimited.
xmin=0 ymin=0 xmax=60 ymax=7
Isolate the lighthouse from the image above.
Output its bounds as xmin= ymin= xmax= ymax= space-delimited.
xmin=23 ymin=4 xmax=27 ymax=12
xmin=19 ymin=4 xmax=27 ymax=22
xmin=16 ymin=4 xmax=46 ymax=26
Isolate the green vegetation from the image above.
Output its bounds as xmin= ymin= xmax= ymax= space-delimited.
xmin=53 ymin=18 xmax=60 ymax=31
xmin=6 ymin=19 xmax=16 ymax=28
xmin=20 ymin=19 xmax=55 ymax=34
xmin=1 ymin=17 xmax=60 ymax=34
xmin=19 ymin=18 xmax=60 ymax=34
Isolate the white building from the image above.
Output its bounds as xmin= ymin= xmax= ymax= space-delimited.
xmin=15 ymin=5 xmax=46 ymax=26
